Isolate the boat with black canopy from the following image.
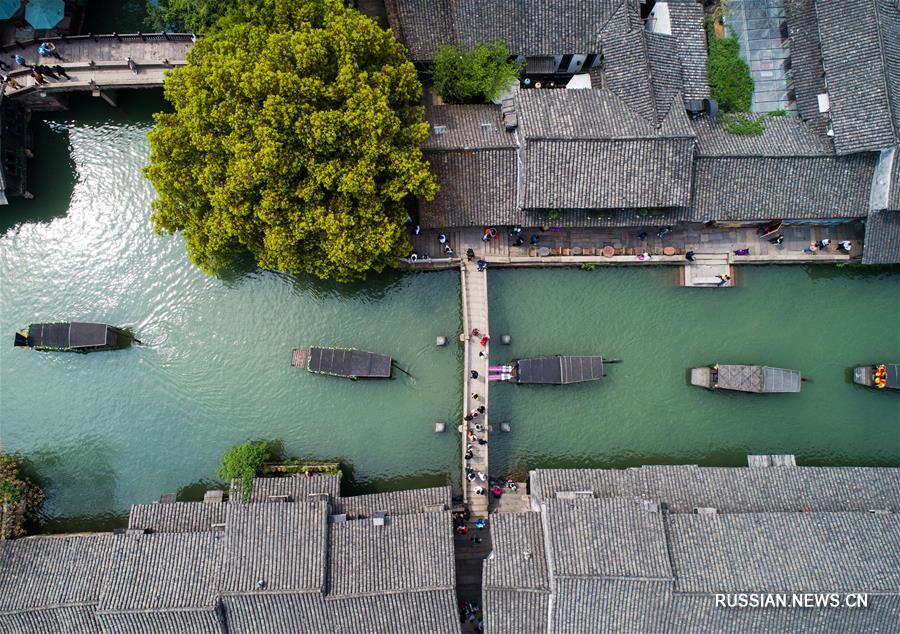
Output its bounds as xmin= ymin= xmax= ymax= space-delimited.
xmin=690 ymin=364 xmax=802 ymax=393
xmin=14 ymin=322 xmax=136 ymax=353
xmin=853 ymin=363 xmax=899 ymax=391
xmin=490 ymin=355 xmax=609 ymax=384
xmin=291 ymin=346 xmax=393 ymax=380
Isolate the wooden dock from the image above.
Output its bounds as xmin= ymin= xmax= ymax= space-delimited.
xmin=681 ymin=252 xmax=734 ymax=287
xmin=290 ymin=348 xmax=309 ymax=369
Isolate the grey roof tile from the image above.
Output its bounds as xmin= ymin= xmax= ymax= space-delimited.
xmin=815 ymin=0 xmax=899 ymax=153
xmin=521 ymin=207 xmax=691 ymax=228
xmin=597 ymin=1 xmax=658 ymax=123
xmin=387 ymin=0 xmax=619 ymax=60
xmin=551 ymin=578 xmax=672 ymax=633
xmin=221 ymin=592 xmax=329 ymax=634
xmin=98 ymin=532 xmax=222 ymax=613
xmin=237 ymin=475 xmax=340 ymax=504
xmin=783 ymin=0 xmax=830 ymax=132
xmin=542 ymin=498 xmax=672 ymax=580
xmin=530 ymin=464 xmax=900 ymax=513
xmin=328 ymin=590 xmax=460 ymax=634
xmin=692 ymin=113 xmax=833 ymax=156
xmin=483 ymin=589 xmax=549 ymax=634
xmin=220 ymin=501 xmax=328 ymax=595
xmin=668 ymin=512 xmax=900 ymax=593
xmin=128 ymin=502 xmax=226 ymax=533
xmin=328 ymin=511 xmax=455 ymax=596
xmin=666 ymin=0 xmax=710 ymax=101
xmin=517 ymin=89 xmax=661 ymax=139
xmin=862 ymin=210 xmax=900 ymax=264
xmin=424 ymin=106 xmax=517 ymax=150
xmin=333 ymin=486 xmax=451 ymax=518
xmin=483 ymin=512 xmax=549 ymax=590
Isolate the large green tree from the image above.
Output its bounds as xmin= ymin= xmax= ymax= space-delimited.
xmin=145 ymin=0 xmax=437 ymax=281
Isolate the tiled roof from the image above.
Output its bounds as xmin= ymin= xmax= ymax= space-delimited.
xmin=239 ymin=474 xmax=340 ymax=504
xmin=645 ymin=32 xmax=684 ymax=119
xmin=219 ymin=501 xmax=328 ymax=594
xmin=551 ymin=577 xmax=671 ymax=633
xmin=530 ymin=464 xmax=900 ymax=512
xmin=386 ymin=0 xmax=620 ymax=60
xmin=666 ymin=0 xmax=710 ymax=101
xmin=518 ymin=90 xmax=695 ymax=210
xmin=483 ymin=513 xmax=549 ymax=590
xmin=690 ymin=114 xmax=876 ymax=221
xmin=333 ymin=486 xmax=451 ymax=518
xmin=783 ymin=0 xmax=830 ymax=133
xmin=597 ymin=0 xmax=657 ymax=123
xmin=862 ymin=210 xmax=900 ymax=264
xmin=420 ymin=106 xmax=519 ymax=229
xmin=128 ymin=502 xmax=226 ymax=532
xmin=668 ymin=512 xmax=900 ymax=592
xmin=99 ymin=532 xmax=222 ymax=611
xmin=328 ymin=511 xmax=455 ymax=596
xmin=420 ymin=149 xmax=519 ymax=228
xmin=423 ymin=106 xmax=517 ymax=150
xmin=691 ymin=154 xmax=877 ymax=220
xmin=0 ymin=534 xmax=111 ymax=633
xmin=814 ymin=0 xmax=899 ymax=154
xmin=892 ymin=148 xmax=900 ymax=210
xmin=517 ymin=89 xmax=662 ymax=139
xmin=328 ymin=590 xmax=460 ymax=634
xmin=221 ymin=592 xmax=328 ymax=634
xmin=692 ymin=115 xmax=833 ymax=156
xmin=482 ymin=588 xmax=549 ymax=634
xmin=542 ymin=498 xmax=672 ymax=579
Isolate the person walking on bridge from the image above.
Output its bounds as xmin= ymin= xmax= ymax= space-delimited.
xmin=30 ymin=67 xmax=46 ymax=85
xmin=35 ymin=64 xmax=59 ymax=80
xmin=52 ymin=65 xmax=71 ymax=80
xmin=38 ymin=42 xmax=62 ymax=60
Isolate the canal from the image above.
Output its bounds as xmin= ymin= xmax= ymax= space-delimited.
xmin=1 ymin=94 xmax=898 ymax=532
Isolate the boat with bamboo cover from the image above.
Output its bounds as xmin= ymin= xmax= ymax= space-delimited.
xmin=853 ymin=363 xmax=899 ymax=391
xmin=691 ymin=364 xmax=801 ymax=393
xmin=13 ymin=322 xmax=135 ymax=353
xmin=291 ymin=346 xmax=392 ymax=379
xmin=492 ymin=355 xmax=607 ymax=384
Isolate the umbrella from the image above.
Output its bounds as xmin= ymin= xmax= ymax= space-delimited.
xmin=0 ymin=0 xmax=21 ymax=20
xmin=25 ymin=0 xmax=64 ymax=30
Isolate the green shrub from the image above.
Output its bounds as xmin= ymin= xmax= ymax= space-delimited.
xmin=0 ymin=452 xmax=44 ymax=539
xmin=579 ymin=263 xmax=597 ymax=271
xmin=217 ymin=440 xmax=277 ymax=500
xmin=432 ymin=41 xmax=523 ymax=104
xmin=706 ymin=19 xmax=754 ymax=113
xmin=720 ymin=113 xmax=765 ymax=136
xmin=768 ymin=108 xmax=787 ymax=117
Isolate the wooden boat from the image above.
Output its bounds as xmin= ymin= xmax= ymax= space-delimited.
xmin=291 ymin=346 xmax=392 ymax=380
xmin=504 ymin=355 xmax=606 ymax=385
xmin=691 ymin=364 xmax=801 ymax=393
xmin=853 ymin=364 xmax=899 ymax=391
xmin=14 ymin=322 xmax=134 ymax=353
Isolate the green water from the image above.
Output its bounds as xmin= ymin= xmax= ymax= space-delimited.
xmin=1 ymin=94 xmax=898 ymax=534
xmin=0 ymin=95 xmax=461 ymax=531
xmin=488 ymin=267 xmax=900 ymax=477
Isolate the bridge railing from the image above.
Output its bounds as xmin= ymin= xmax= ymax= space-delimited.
xmin=1 ymin=32 xmax=197 ymax=52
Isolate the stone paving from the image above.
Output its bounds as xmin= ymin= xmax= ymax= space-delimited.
xmin=725 ymin=0 xmax=793 ymax=113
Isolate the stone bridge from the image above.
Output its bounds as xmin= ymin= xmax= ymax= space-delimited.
xmin=2 ymin=33 xmax=194 ymax=108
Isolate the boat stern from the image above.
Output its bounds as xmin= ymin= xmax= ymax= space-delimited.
xmin=13 ymin=328 xmax=29 ymax=348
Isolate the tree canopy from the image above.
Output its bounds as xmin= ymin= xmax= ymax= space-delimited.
xmin=145 ymin=0 xmax=240 ymax=32
xmin=706 ymin=19 xmax=754 ymax=113
xmin=216 ymin=440 xmax=277 ymax=500
xmin=431 ymin=41 xmax=522 ymax=104
xmin=145 ymin=0 xmax=437 ymax=281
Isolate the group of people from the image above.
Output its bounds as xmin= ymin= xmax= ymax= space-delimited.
xmin=459 ymin=600 xmax=483 ymax=632
xmin=873 ymin=364 xmax=888 ymax=389
xmin=803 ymin=239 xmax=853 ymax=254
xmin=5 ymin=43 xmax=70 ymax=90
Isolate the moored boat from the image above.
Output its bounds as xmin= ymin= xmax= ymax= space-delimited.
xmin=291 ymin=346 xmax=392 ymax=380
xmin=14 ymin=322 xmax=135 ymax=353
xmin=691 ymin=364 xmax=801 ymax=393
xmin=491 ymin=355 xmax=608 ymax=384
xmin=853 ymin=364 xmax=899 ymax=391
